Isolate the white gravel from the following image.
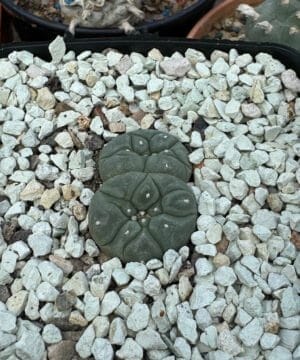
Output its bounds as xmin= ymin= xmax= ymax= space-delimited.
xmin=0 ymin=36 xmax=299 ymax=359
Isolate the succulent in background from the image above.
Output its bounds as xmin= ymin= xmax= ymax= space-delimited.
xmin=88 ymin=172 xmax=197 ymax=262
xmin=243 ymin=0 xmax=300 ymax=52
xmin=98 ymin=129 xmax=192 ymax=182
xmin=59 ymin=0 xmax=144 ymax=33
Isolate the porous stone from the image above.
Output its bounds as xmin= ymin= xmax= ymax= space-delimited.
xmin=100 ymin=291 xmax=120 ymax=316
xmin=0 ymin=310 xmax=17 ymax=333
xmin=214 ymin=266 xmax=237 ymax=286
xmin=116 ymin=338 xmax=143 ymax=360
xmin=91 ymin=338 xmax=114 ymax=360
xmin=75 ymin=324 xmax=95 ymax=359
xmin=42 ymin=324 xmax=62 ymax=344
xmin=125 ymin=262 xmax=148 ymax=281
xmin=16 ymin=329 xmax=45 ymax=360
xmin=49 ymin=36 xmax=66 ymax=63
xmin=109 ymin=317 xmax=127 ymax=345
xmin=28 ymin=233 xmax=53 ymax=257
xmin=160 ymin=57 xmax=191 ymax=77
xmin=126 ymin=303 xmax=150 ymax=331
xmin=39 ymin=188 xmax=60 ymax=209
xmin=38 ymin=261 xmax=64 ymax=287
xmin=238 ymin=318 xmax=263 ymax=347
xmin=62 ymin=271 xmax=89 ymax=296
xmin=36 ymin=87 xmax=56 ymax=110
xmin=136 ymin=328 xmax=167 ymax=350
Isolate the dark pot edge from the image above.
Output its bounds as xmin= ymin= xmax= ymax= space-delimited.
xmin=0 ymin=0 xmax=215 ymax=35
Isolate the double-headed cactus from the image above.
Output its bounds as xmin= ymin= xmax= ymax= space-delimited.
xmin=89 ymin=130 xmax=197 ymax=262
xmin=244 ymin=0 xmax=300 ymax=51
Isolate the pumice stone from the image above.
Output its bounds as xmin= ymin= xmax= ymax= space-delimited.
xmin=98 ymin=129 xmax=192 ymax=182
xmin=88 ymin=172 xmax=197 ymax=262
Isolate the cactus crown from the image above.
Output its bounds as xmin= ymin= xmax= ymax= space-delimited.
xmin=89 ymin=129 xmax=197 ymax=262
xmin=244 ymin=0 xmax=300 ymax=52
xmin=89 ymin=172 xmax=197 ymax=262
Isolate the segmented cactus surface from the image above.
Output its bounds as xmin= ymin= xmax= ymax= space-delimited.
xmin=88 ymin=172 xmax=197 ymax=262
xmin=98 ymin=129 xmax=192 ymax=182
xmin=245 ymin=0 xmax=300 ymax=51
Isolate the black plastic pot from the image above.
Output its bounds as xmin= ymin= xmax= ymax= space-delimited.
xmin=0 ymin=38 xmax=299 ymax=76
xmin=0 ymin=0 xmax=214 ymax=41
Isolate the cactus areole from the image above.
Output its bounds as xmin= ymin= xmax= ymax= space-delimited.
xmin=88 ymin=172 xmax=197 ymax=262
xmin=98 ymin=129 xmax=192 ymax=182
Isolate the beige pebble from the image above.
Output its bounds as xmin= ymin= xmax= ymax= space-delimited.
xmin=213 ymin=253 xmax=231 ymax=268
xmin=36 ymin=87 xmax=56 ymax=110
xmin=49 ymin=255 xmax=74 ymax=275
xmin=140 ymin=114 xmax=155 ymax=129
xmin=20 ymin=180 xmax=44 ymax=201
xmin=40 ymin=188 xmax=60 ymax=209
xmin=72 ymin=204 xmax=87 ymax=221
xmin=178 ymin=275 xmax=193 ymax=301
xmin=61 ymin=184 xmax=80 ymax=200
xmin=108 ymin=122 xmax=126 ymax=133
xmin=69 ymin=310 xmax=88 ymax=327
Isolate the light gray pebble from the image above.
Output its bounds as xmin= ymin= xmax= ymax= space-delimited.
xmin=116 ymin=338 xmax=143 ymax=360
xmin=127 ymin=303 xmax=150 ymax=332
xmin=280 ymin=287 xmax=300 ymax=317
xmin=136 ymin=328 xmax=167 ymax=350
xmin=214 ymin=266 xmax=237 ymax=287
xmin=234 ymin=262 xmax=257 ymax=287
xmin=92 ymin=338 xmax=114 ymax=360
xmin=36 ymin=282 xmax=58 ymax=302
xmin=260 ymin=333 xmax=280 ymax=350
xmin=83 ymin=291 xmax=100 ymax=321
xmin=267 ymin=346 xmax=292 ymax=360
xmin=42 ymin=324 xmax=62 ymax=344
xmin=75 ymin=324 xmax=95 ymax=358
xmin=0 ymin=310 xmax=17 ymax=333
xmin=27 ymin=233 xmax=53 ymax=257
xmin=229 ymin=178 xmax=248 ymax=200
xmin=252 ymin=209 xmax=278 ymax=229
xmin=49 ymin=36 xmax=66 ymax=63
xmin=15 ymin=328 xmax=45 ymax=360
xmin=190 ymin=285 xmax=216 ymax=310
xmin=195 ymin=244 xmax=217 ymax=257
xmin=238 ymin=318 xmax=263 ymax=347
xmin=109 ymin=317 xmax=127 ymax=345
xmin=125 ymin=262 xmax=147 ymax=281
xmin=238 ymin=170 xmax=261 ymax=187
xmin=279 ymin=329 xmax=300 ymax=352
xmin=100 ymin=291 xmax=120 ymax=316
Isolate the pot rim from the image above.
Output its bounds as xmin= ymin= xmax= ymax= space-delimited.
xmin=187 ymin=0 xmax=264 ymax=39
xmin=0 ymin=0 xmax=214 ymax=35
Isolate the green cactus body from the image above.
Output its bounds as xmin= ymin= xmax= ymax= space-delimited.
xmin=245 ymin=0 xmax=300 ymax=51
xmin=88 ymin=172 xmax=197 ymax=262
xmin=98 ymin=129 xmax=192 ymax=182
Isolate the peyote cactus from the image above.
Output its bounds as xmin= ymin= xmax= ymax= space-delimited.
xmin=98 ymin=129 xmax=192 ymax=182
xmin=244 ymin=0 xmax=300 ymax=52
xmin=88 ymin=172 xmax=197 ymax=262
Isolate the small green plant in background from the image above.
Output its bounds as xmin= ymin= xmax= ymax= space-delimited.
xmin=244 ymin=0 xmax=300 ymax=52
xmin=89 ymin=129 xmax=197 ymax=263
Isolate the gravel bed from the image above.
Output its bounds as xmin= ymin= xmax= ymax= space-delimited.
xmin=0 ymin=36 xmax=300 ymax=360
